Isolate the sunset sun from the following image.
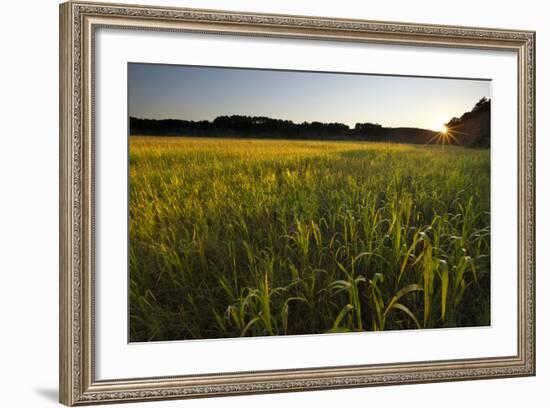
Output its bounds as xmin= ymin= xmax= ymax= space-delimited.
xmin=440 ymin=124 xmax=449 ymax=134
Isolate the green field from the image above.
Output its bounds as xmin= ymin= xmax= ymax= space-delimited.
xmin=129 ymin=136 xmax=490 ymax=342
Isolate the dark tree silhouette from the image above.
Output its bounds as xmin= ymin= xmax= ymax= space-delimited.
xmin=445 ymin=98 xmax=491 ymax=148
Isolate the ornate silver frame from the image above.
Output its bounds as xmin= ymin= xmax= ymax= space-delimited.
xmin=59 ymin=1 xmax=536 ymax=405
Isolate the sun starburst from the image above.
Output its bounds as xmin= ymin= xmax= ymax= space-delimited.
xmin=427 ymin=124 xmax=461 ymax=147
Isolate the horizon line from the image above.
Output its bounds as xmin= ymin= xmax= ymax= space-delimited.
xmin=129 ymin=100 xmax=490 ymax=132
xmin=129 ymin=115 xmax=438 ymax=131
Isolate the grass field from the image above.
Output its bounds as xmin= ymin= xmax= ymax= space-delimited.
xmin=129 ymin=136 xmax=490 ymax=342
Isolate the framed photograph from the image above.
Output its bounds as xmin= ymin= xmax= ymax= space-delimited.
xmin=59 ymin=1 xmax=535 ymax=405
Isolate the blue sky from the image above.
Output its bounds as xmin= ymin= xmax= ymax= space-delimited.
xmin=128 ymin=63 xmax=490 ymax=131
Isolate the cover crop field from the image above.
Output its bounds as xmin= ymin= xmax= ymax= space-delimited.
xmin=129 ymin=136 xmax=490 ymax=342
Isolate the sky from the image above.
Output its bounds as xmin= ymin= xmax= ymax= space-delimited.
xmin=128 ymin=63 xmax=490 ymax=131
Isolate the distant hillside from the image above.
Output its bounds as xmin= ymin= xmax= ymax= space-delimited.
xmin=130 ymin=98 xmax=490 ymax=148
xmin=347 ymin=124 xmax=438 ymax=144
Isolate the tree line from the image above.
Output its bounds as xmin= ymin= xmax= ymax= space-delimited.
xmin=130 ymin=98 xmax=490 ymax=148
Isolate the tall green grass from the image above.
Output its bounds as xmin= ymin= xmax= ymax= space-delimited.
xmin=129 ymin=136 xmax=490 ymax=341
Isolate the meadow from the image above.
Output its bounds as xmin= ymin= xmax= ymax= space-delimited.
xmin=129 ymin=136 xmax=490 ymax=342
